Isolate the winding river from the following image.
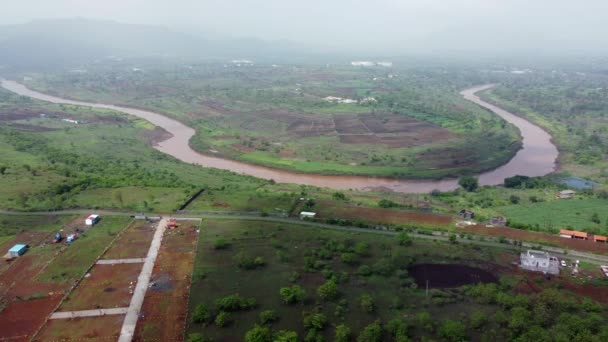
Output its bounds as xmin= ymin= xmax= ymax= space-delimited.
xmin=1 ymin=81 xmax=557 ymax=193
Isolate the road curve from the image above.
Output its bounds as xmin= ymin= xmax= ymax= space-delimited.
xmin=1 ymin=80 xmax=557 ymax=193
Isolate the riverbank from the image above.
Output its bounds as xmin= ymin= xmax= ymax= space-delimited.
xmin=1 ymin=80 xmax=557 ymax=193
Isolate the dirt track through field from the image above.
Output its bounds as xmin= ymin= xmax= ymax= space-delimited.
xmin=0 ymin=80 xmax=557 ymax=193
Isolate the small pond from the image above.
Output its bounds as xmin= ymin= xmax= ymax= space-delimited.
xmin=408 ymin=263 xmax=498 ymax=289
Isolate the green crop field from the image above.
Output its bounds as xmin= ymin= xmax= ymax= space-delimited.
xmin=495 ymin=198 xmax=608 ymax=234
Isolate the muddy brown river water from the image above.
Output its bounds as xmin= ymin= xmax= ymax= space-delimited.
xmin=1 ymin=81 xmax=557 ymax=193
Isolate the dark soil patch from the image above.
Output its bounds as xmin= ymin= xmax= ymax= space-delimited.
xmin=231 ymin=143 xmax=255 ymax=153
xmin=140 ymin=126 xmax=173 ymax=146
xmin=6 ymin=123 xmax=58 ymax=132
xmin=212 ymin=202 xmax=230 ymax=208
xmin=408 ymin=264 xmax=498 ymax=288
xmin=149 ymin=273 xmax=172 ymax=292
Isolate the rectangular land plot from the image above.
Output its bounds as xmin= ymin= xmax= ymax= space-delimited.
xmin=59 ymin=263 xmax=142 ymax=311
xmin=102 ymin=220 xmax=156 ymax=259
xmin=35 ymin=314 xmax=125 ymax=341
xmin=133 ymin=222 xmax=199 ymax=342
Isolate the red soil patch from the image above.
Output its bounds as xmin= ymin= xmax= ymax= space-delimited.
xmin=334 ymin=115 xmax=371 ymax=134
xmin=279 ymin=148 xmax=297 ymax=157
xmin=133 ymin=224 xmax=198 ymax=342
xmin=212 ymin=135 xmax=235 ymax=140
xmin=0 ymin=296 xmax=63 ymax=341
xmin=459 ymin=225 xmax=608 ymax=255
xmin=35 ymin=314 xmax=125 ymax=341
xmin=103 ymin=221 xmax=155 ymax=259
xmin=231 ymin=143 xmax=255 ymax=153
xmin=212 ymin=202 xmax=230 ymax=208
xmin=409 ymin=264 xmax=498 ymax=288
xmin=317 ymin=202 xmax=453 ymax=227
xmin=59 ymin=263 xmax=142 ymax=311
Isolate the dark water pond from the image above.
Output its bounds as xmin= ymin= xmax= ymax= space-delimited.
xmin=408 ymin=263 xmax=498 ymax=288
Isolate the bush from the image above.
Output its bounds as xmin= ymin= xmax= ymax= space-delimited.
xmin=279 ymin=285 xmax=307 ymax=304
xmin=357 ymin=265 xmax=372 ymax=276
xmin=215 ymin=294 xmax=256 ymax=311
xmin=192 ymin=303 xmax=211 ymax=324
xmin=245 ymin=324 xmax=272 ymax=342
xmin=274 ymin=330 xmax=298 ymax=342
xmin=259 ymin=309 xmax=279 ymax=324
xmin=509 ymin=195 xmax=520 ymax=204
xmin=187 ymin=333 xmax=206 ymax=342
xmin=340 ymin=252 xmax=359 ymax=265
xmin=416 ymin=312 xmax=434 ymax=332
xmin=335 ymin=324 xmax=351 ymax=342
xmin=303 ymin=312 xmax=328 ymax=330
xmin=333 ymin=192 xmax=347 ymax=200
xmin=317 ymin=279 xmax=339 ymax=301
xmin=439 ymin=320 xmax=467 ymax=342
xmin=459 ymin=176 xmax=479 ymax=192
xmin=357 ymin=320 xmax=383 ymax=342
xmin=353 ymin=242 xmax=370 ymax=256
xmin=359 ymin=293 xmax=375 ymax=313
xmin=215 ymin=311 xmax=231 ymax=327
xmin=379 ymin=199 xmax=399 ymax=208
xmin=213 ymin=239 xmax=230 ymax=250
xmin=397 ymin=232 xmax=412 ymax=246
xmin=234 ymin=252 xmax=265 ymax=270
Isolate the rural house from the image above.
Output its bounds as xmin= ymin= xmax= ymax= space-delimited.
xmin=556 ymin=190 xmax=575 ymax=199
xmin=594 ymin=235 xmax=608 ymax=243
xmin=459 ymin=209 xmax=475 ymax=219
xmin=559 ymin=229 xmax=588 ymax=240
xmin=520 ymin=250 xmax=560 ymax=275
xmin=299 ymin=211 xmax=316 ymax=219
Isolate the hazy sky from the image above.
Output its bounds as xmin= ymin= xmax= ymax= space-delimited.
xmin=3 ymin=0 xmax=608 ymax=53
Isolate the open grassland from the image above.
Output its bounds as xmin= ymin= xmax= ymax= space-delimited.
xmin=23 ymin=63 xmax=521 ymax=178
xmin=187 ymin=219 xmax=608 ymax=342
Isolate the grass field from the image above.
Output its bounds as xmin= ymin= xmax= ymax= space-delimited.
xmin=496 ymin=198 xmax=608 ymax=234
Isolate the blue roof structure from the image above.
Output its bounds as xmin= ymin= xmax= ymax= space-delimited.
xmin=9 ymin=244 xmax=27 ymax=253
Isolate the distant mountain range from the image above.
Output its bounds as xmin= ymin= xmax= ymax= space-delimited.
xmin=0 ymin=18 xmax=318 ymax=68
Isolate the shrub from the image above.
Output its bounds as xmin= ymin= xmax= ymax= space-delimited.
xmin=357 ymin=320 xmax=383 ymax=342
xmin=357 ymin=265 xmax=372 ymax=276
xmin=192 ymin=303 xmax=211 ymax=324
xmin=274 ymin=330 xmax=298 ymax=342
xmin=416 ymin=312 xmax=434 ymax=332
xmin=353 ymin=242 xmax=370 ymax=256
xmin=359 ymin=293 xmax=375 ymax=313
xmin=303 ymin=312 xmax=328 ymax=330
xmin=439 ymin=320 xmax=467 ymax=342
xmin=317 ymin=279 xmax=339 ymax=301
xmin=234 ymin=252 xmax=265 ymax=270
xmin=215 ymin=294 xmax=256 ymax=311
xmin=213 ymin=239 xmax=230 ymax=250
xmin=215 ymin=311 xmax=231 ymax=327
xmin=378 ymin=199 xmax=398 ymax=208
xmin=340 ymin=252 xmax=359 ymax=265
xmin=386 ymin=318 xmax=409 ymax=339
xmin=259 ymin=309 xmax=278 ymax=324
xmin=333 ymin=192 xmax=347 ymax=200
xmin=187 ymin=333 xmax=205 ymax=342
xmin=509 ymin=195 xmax=520 ymax=204
xmin=279 ymin=285 xmax=307 ymax=304
xmin=397 ymin=232 xmax=412 ymax=246
xmin=245 ymin=324 xmax=272 ymax=342
xmin=335 ymin=324 xmax=351 ymax=342
xmin=459 ymin=176 xmax=478 ymax=192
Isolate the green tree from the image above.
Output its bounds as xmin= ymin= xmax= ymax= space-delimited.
xmin=192 ymin=303 xmax=211 ymax=324
xmin=340 ymin=252 xmax=359 ymax=265
xmin=438 ymin=320 xmax=466 ymax=342
xmin=245 ymin=324 xmax=272 ymax=342
xmin=509 ymin=195 xmax=520 ymax=204
xmin=274 ymin=330 xmax=298 ymax=342
xmin=591 ymin=212 xmax=601 ymax=224
xmin=0 ymin=166 xmax=6 ymax=175
xmin=187 ymin=333 xmax=205 ymax=342
xmin=458 ymin=175 xmax=479 ymax=192
xmin=303 ymin=312 xmax=328 ymax=330
xmin=386 ymin=318 xmax=408 ymax=339
xmin=215 ymin=311 xmax=231 ymax=327
xmin=335 ymin=324 xmax=351 ymax=342
xmin=259 ymin=309 xmax=278 ymax=324
xmin=317 ymin=279 xmax=339 ymax=301
xmin=333 ymin=192 xmax=347 ymax=200
xmin=357 ymin=321 xmax=383 ymax=342
xmin=279 ymin=285 xmax=307 ymax=304
xmin=359 ymin=294 xmax=375 ymax=313
xmin=397 ymin=232 xmax=412 ymax=246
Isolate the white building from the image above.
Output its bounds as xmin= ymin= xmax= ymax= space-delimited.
xmin=377 ymin=61 xmax=393 ymax=67
xmin=299 ymin=211 xmax=316 ymax=219
xmin=520 ymin=250 xmax=560 ymax=274
xmin=351 ymin=61 xmax=375 ymax=67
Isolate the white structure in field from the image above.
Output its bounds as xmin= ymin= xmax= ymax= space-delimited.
xmin=299 ymin=212 xmax=316 ymax=219
xmin=520 ymin=250 xmax=559 ymax=275
xmin=377 ymin=61 xmax=393 ymax=67
xmin=85 ymin=214 xmax=100 ymax=226
xmin=351 ymin=61 xmax=375 ymax=67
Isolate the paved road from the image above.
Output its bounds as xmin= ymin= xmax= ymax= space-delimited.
xmin=50 ymin=307 xmax=129 ymax=319
xmin=118 ymin=217 xmax=166 ymax=342
xmin=97 ymin=258 xmax=146 ymax=265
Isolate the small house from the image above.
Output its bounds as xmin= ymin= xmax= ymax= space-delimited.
xmin=85 ymin=214 xmax=100 ymax=226
xmin=166 ymin=220 xmax=178 ymax=229
xmin=594 ymin=235 xmax=608 ymax=243
xmin=299 ymin=211 xmax=316 ymax=219
xmin=459 ymin=209 xmax=475 ymax=219
xmin=520 ymin=250 xmax=559 ymax=275
xmin=559 ymin=229 xmax=588 ymax=240
xmin=489 ymin=217 xmax=507 ymax=227
xmin=8 ymin=244 xmax=28 ymax=258
xmin=557 ymin=190 xmax=575 ymax=199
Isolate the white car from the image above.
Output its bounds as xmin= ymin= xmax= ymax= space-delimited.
xmin=561 ymin=260 xmax=567 ymax=267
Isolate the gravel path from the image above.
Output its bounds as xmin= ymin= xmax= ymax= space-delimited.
xmin=50 ymin=307 xmax=129 ymax=319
